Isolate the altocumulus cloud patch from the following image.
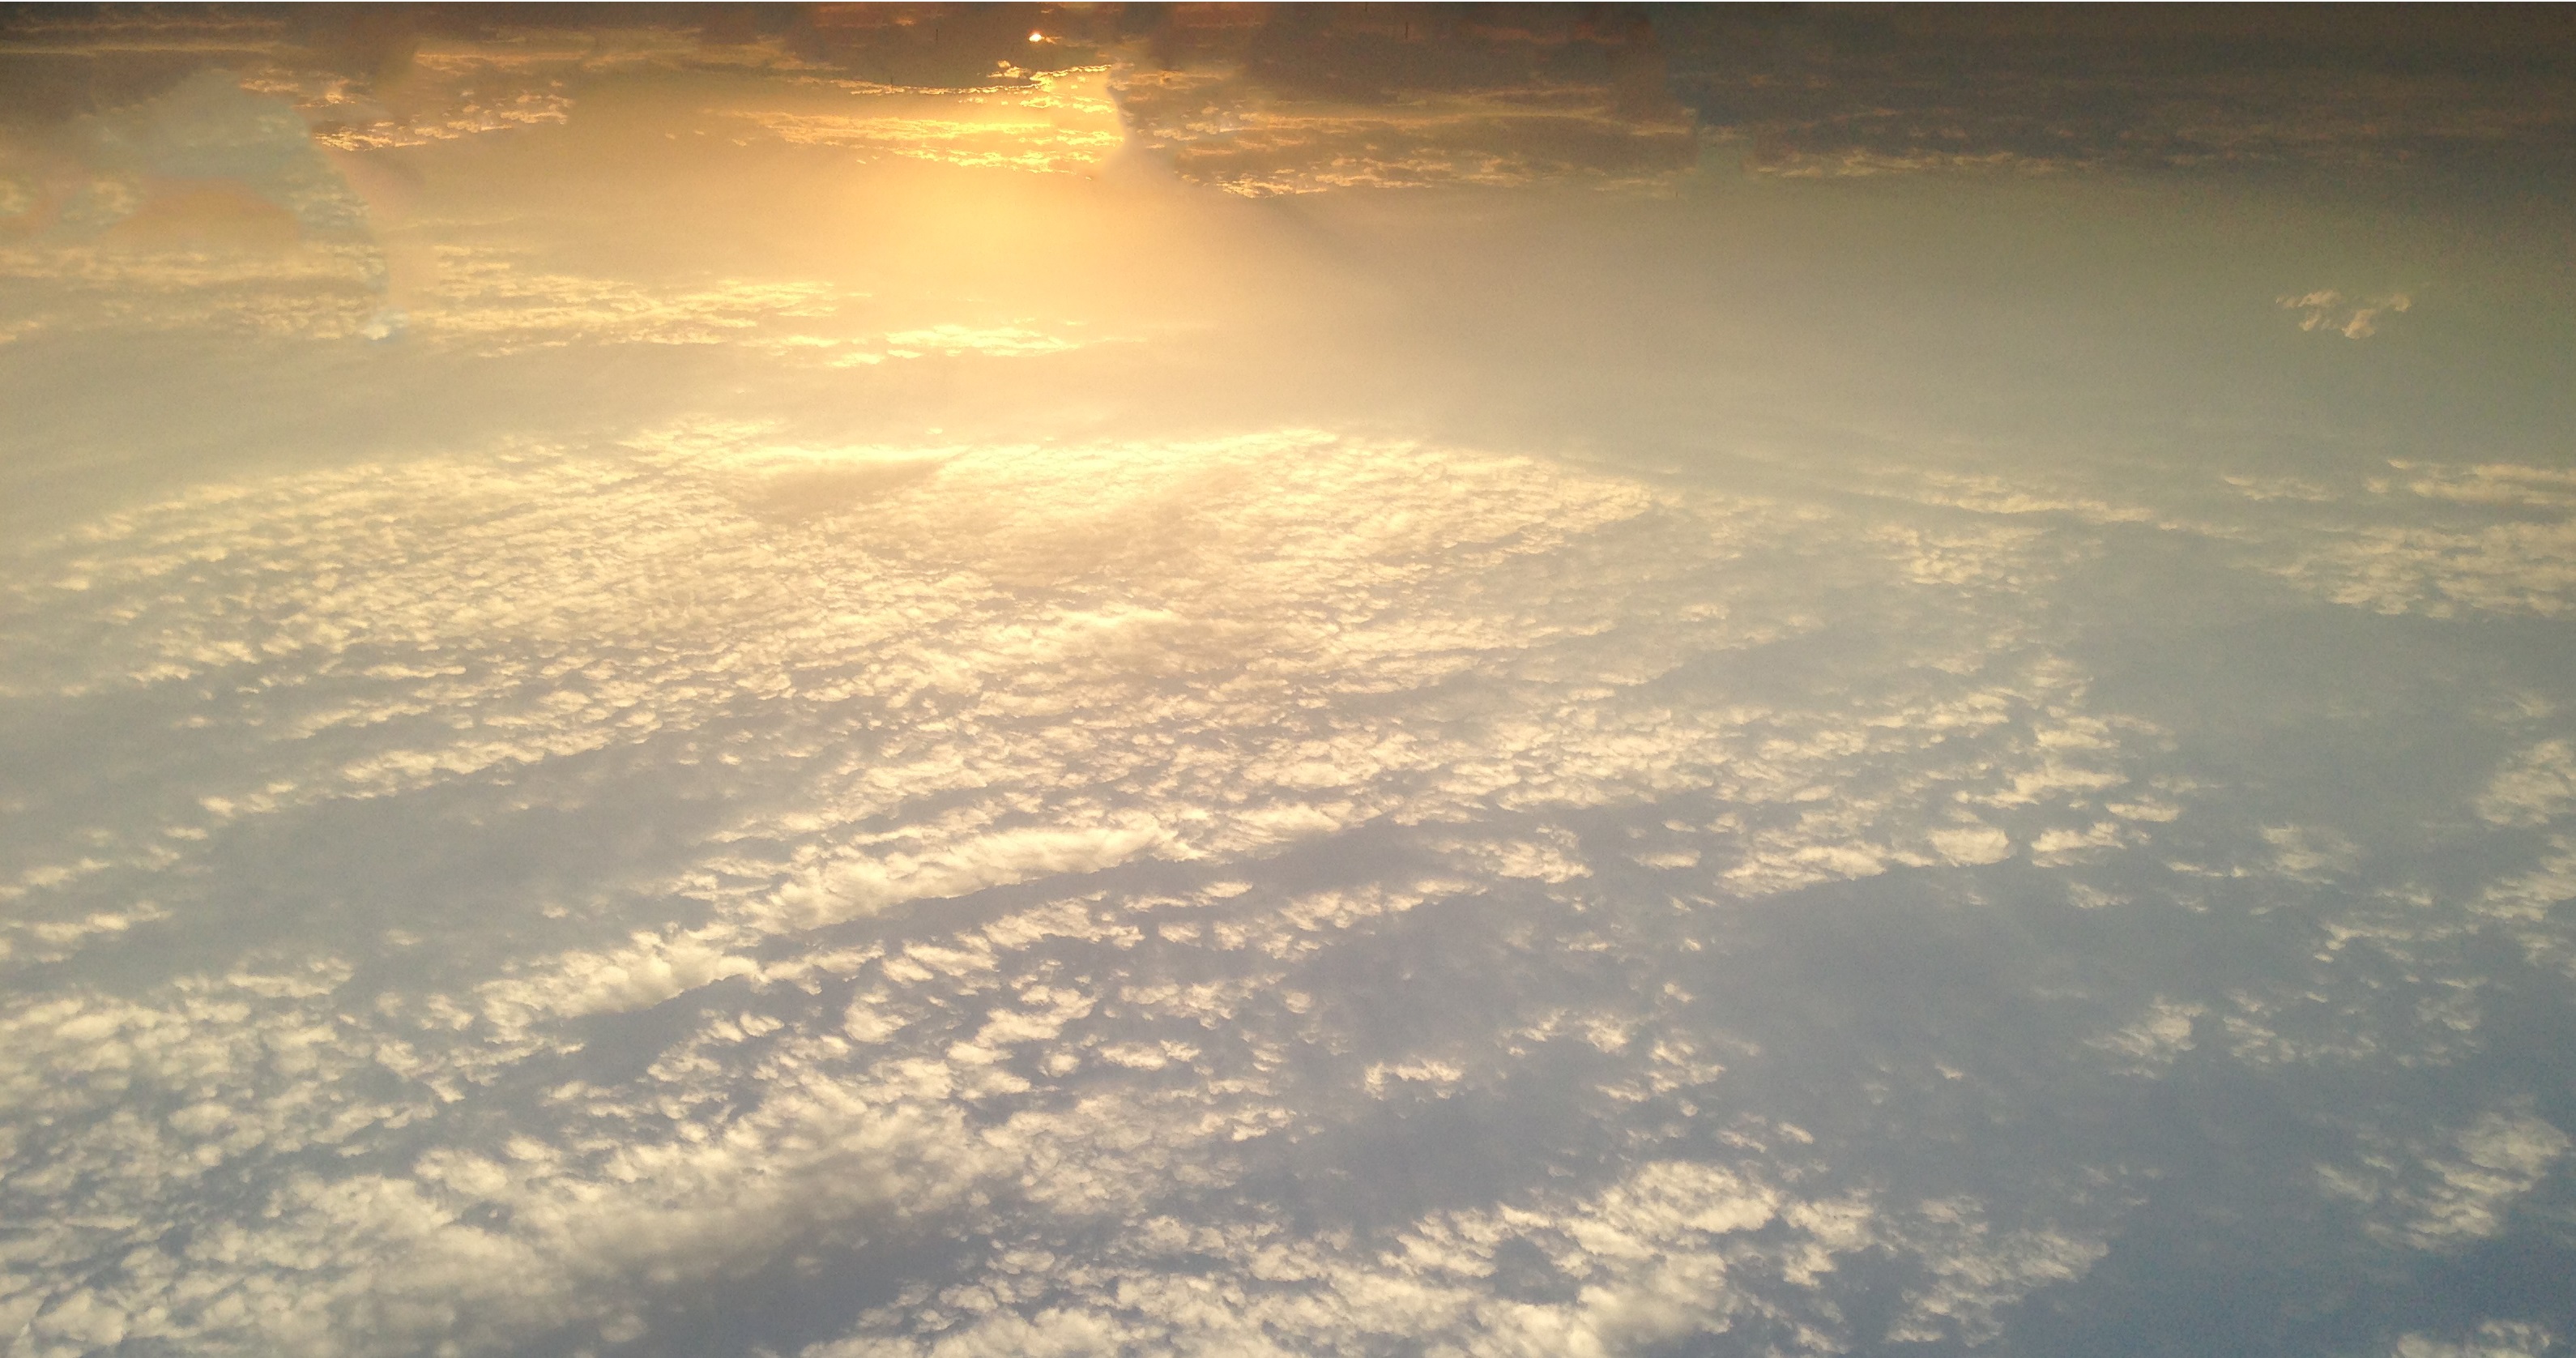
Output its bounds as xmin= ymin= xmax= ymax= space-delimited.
xmin=2 ymin=423 xmax=2572 ymax=1356
xmin=0 ymin=416 xmax=2214 ymax=1355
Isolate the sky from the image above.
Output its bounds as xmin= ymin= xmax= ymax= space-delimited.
xmin=3 ymin=6 xmax=2576 ymax=1357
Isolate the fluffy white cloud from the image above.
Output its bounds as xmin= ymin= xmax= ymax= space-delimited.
xmin=2480 ymin=741 xmax=2576 ymax=827
xmin=2252 ymin=462 xmax=2576 ymax=620
xmin=2318 ymin=1104 xmax=2572 ymax=1253
xmin=804 ymin=1157 xmax=2103 ymax=1358
xmin=2396 ymin=1322 xmax=2559 ymax=1358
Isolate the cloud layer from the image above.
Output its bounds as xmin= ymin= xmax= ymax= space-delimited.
xmin=4 ymin=410 xmax=2573 ymax=1356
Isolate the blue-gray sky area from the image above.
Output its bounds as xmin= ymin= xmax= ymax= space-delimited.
xmin=2 ymin=6 xmax=2574 ymax=1356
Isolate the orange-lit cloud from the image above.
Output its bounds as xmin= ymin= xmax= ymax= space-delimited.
xmin=1109 ymin=11 xmax=1700 ymax=196
xmin=727 ymin=66 xmax=1123 ymax=173
xmin=2280 ymin=288 xmax=2414 ymax=339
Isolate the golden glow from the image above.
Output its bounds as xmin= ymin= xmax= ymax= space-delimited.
xmin=728 ymin=66 xmax=1124 ymax=175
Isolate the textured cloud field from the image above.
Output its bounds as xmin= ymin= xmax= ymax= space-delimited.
xmin=7 ymin=416 xmax=2573 ymax=1357
xmin=6 ymin=9 xmax=2576 ymax=1358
